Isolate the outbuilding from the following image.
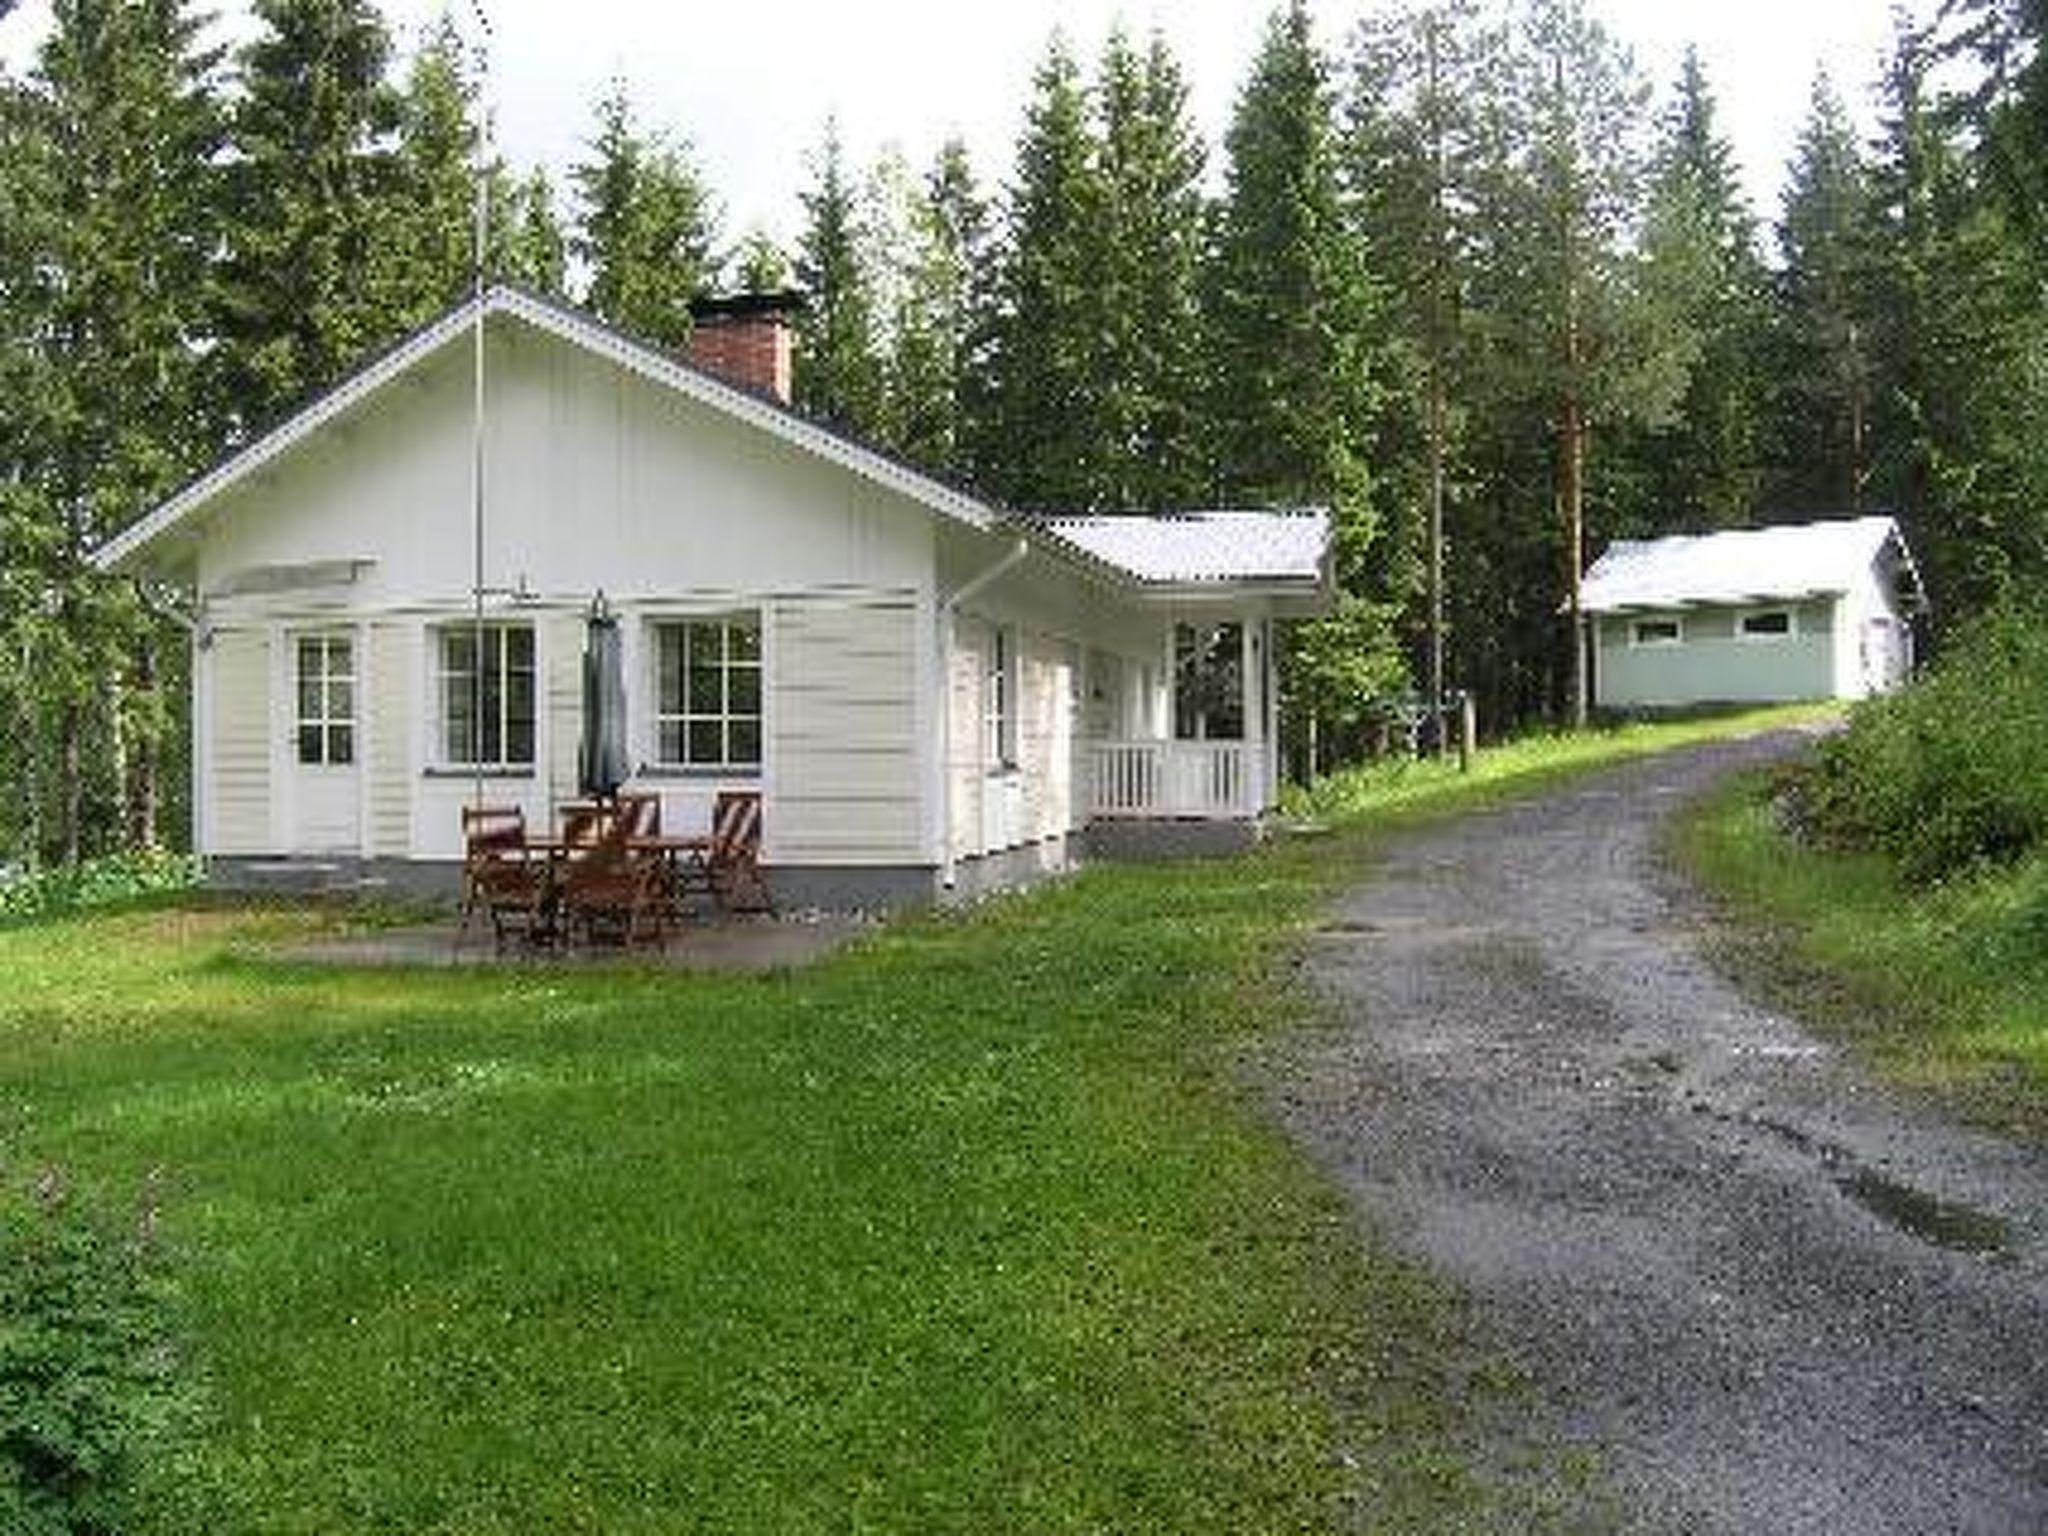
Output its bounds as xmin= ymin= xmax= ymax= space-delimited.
xmin=1580 ymin=515 xmax=1925 ymax=710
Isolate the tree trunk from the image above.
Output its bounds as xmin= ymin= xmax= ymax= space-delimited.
xmin=1425 ymin=19 xmax=1449 ymax=759
xmin=60 ymin=701 xmax=82 ymax=866
xmin=133 ymin=635 xmax=159 ymax=849
xmin=1562 ymin=391 xmax=1587 ymax=728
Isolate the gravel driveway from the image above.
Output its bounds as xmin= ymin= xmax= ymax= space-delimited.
xmin=1275 ymin=732 xmax=2048 ymax=1534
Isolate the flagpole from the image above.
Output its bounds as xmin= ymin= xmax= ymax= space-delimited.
xmin=466 ymin=2 xmax=494 ymax=810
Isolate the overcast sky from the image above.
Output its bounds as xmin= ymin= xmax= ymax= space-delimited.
xmin=1 ymin=1 xmax=1918 ymax=254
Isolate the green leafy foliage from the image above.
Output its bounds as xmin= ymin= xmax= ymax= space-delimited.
xmin=0 ymin=1168 xmax=195 ymax=1534
xmin=1787 ymin=602 xmax=2048 ymax=881
xmin=0 ymin=850 xmax=200 ymax=925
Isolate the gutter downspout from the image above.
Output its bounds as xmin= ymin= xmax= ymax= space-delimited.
xmin=936 ymin=537 xmax=1029 ymax=891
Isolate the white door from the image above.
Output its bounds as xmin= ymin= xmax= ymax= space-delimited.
xmin=291 ymin=630 xmax=360 ymax=853
xmin=1863 ymin=617 xmax=1907 ymax=694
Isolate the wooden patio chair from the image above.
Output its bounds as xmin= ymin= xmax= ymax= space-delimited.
xmin=459 ymin=805 xmax=550 ymax=951
xmin=706 ymin=789 xmax=775 ymax=915
xmin=616 ymin=790 xmax=662 ymax=839
xmin=556 ymin=822 xmax=667 ymax=947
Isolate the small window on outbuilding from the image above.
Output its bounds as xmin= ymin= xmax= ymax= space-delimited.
xmin=1631 ymin=617 xmax=1682 ymax=647
xmin=1739 ymin=609 xmax=1794 ymax=639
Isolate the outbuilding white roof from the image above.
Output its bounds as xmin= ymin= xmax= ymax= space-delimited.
xmin=1580 ymin=515 xmax=1916 ymax=613
xmin=1040 ymin=509 xmax=1329 ymax=585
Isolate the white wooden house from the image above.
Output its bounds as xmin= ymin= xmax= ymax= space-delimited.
xmin=1579 ymin=515 xmax=1925 ymax=710
xmin=94 ymin=286 xmax=1331 ymax=905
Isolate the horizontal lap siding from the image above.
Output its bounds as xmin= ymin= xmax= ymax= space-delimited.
xmin=208 ymin=628 xmax=272 ymax=854
xmin=772 ymin=597 xmax=922 ymax=863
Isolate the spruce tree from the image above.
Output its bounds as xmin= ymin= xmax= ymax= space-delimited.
xmin=1092 ymin=28 xmax=1208 ymax=510
xmin=214 ymin=0 xmax=401 ymax=437
xmin=571 ymin=83 xmax=718 ymax=344
xmin=871 ymin=139 xmax=983 ymax=472
xmin=494 ymin=167 xmax=567 ymax=297
xmin=1767 ymin=73 xmax=1880 ymax=515
xmin=1207 ymin=0 xmax=1377 ymax=507
xmin=379 ymin=18 xmax=479 ymax=330
xmin=793 ymin=119 xmax=883 ymax=432
xmin=1619 ymin=47 xmax=1768 ymax=533
xmin=966 ymin=37 xmax=1107 ymax=508
xmin=1866 ymin=17 xmax=2048 ymax=615
xmin=12 ymin=0 xmax=223 ymax=859
xmin=1210 ymin=1 xmax=1400 ymax=752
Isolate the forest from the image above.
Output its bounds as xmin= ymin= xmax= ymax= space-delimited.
xmin=1 ymin=0 xmax=2044 ymax=871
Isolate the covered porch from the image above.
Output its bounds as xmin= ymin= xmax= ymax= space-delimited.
xmin=1082 ymin=612 xmax=1280 ymax=822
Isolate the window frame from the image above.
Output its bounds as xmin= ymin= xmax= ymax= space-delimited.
xmin=434 ymin=620 xmax=537 ymax=772
xmin=984 ymin=622 xmax=1016 ymax=772
xmin=1736 ymin=607 xmax=1797 ymax=642
xmin=294 ymin=631 xmax=356 ymax=767
xmin=649 ymin=612 xmax=764 ymax=775
xmin=1628 ymin=616 xmax=1684 ymax=648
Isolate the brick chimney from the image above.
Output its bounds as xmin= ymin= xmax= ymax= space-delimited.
xmin=686 ymin=291 xmax=802 ymax=406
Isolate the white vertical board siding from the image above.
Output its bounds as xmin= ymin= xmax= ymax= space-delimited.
xmin=770 ymin=595 xmax=923 ymax=863
xmin=1017 ymin=634 xmax=1073 ymax=841
xmin=207 ymin=628 xmax=273 ymax=854
xmin=948 ymin=615 xmax=986 ymax=860
xmin=545 ymin=611 xmax=582 ymax=809
xmin=366 ymin=622 xmax=413 ymax=855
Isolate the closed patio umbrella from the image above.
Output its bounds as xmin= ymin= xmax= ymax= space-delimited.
xmin=579 ymin=593 xmax=629 ymax=800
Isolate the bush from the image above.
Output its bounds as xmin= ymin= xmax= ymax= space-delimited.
xmin=0 ymin=851 xmax=200 ymax=926
xmin=0 ymin=1169 xmax=194 ymax=1535
xmin=1785 ymin=602 xmax=2048 ymax=882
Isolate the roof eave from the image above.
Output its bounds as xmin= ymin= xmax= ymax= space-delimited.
xmin=92 ymin=286 xmax=1002 ymax=575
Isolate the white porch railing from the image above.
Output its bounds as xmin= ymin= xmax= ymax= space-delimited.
xmin=1087 ymin=739 xmax=1255 ymax=820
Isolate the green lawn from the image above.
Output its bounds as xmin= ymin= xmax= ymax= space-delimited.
xmin=1677 ymin=772 xmax=2048 ymax=1143
xmin=1 ymin=705 xmax=1818 ymax=1532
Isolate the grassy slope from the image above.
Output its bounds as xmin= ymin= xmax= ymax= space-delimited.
xmin=0 ymin=705 xmax=1816 ymax=1532
xmin=1677 ymin=773 xmax=2048 ymax=1143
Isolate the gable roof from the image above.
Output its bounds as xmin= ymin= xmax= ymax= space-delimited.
xmin=92 ymin=284 xmax=999 ymax=575
xmin=1579 ymin=516 xmax=1922 ymax=614
xmin=1040 ymin=510 xmax=1329 ymax=585
xmin=92 ymin=285 xmax=1331 ymax=599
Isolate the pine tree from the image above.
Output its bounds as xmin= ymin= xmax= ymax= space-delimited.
xmin=1480 ymin=0 xmax=1658 ymax=724
xmin=1347 ymin=0 xmax=1500 ymax=734
xmin=966 ymin=37 xmax=1107 ymax=508
xmin=571 ymin=83 xmax=718 ymax=344
xmin=1767 ymin=72 xmax=1880 ymax=515
xmin=214 ymin=0 xmax=400 ymax=437
xmin=793 ymin=119 xmax=883 ymax=432
xmin=1619 ymin=47 xmax=1768 ymax=533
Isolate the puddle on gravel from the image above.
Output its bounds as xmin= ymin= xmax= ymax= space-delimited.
xmin=1692 ymin=1103 xmax=2013 ymax=1258
xmin=1834 ymin=1167 xmax=2012 ymax=1257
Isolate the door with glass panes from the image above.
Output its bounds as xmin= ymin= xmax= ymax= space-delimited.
xmin=291 ymin=630 xmax=360 ymax=852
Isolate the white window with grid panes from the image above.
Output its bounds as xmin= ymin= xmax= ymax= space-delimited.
xmin=436 ymin=623 xmax=536 ymax=768
xmin=295 ymin=633 xmax=355 ymax=765
xmin=653 ymin=616 xmax=761 ymax=770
